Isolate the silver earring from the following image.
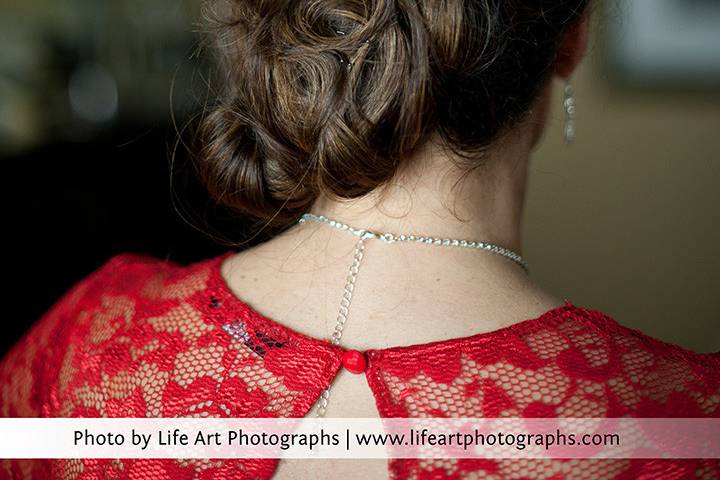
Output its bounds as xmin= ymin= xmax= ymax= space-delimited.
xmin=563 ymin=79 xmax=576 ymax=145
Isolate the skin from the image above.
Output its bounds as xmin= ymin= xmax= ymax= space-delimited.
xmin=221 ymin=11 xmax=591 ymax=479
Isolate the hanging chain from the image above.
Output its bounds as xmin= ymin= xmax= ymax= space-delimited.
xmin=330 ymin=237 xmax=367 ymax=346
xmin=297 ymin=212 xmax=529 ymax=417
xmin=313 ymin=236 xmax=367 ymax=418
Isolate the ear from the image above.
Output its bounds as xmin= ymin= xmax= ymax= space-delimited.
xmin=553 ymin=11 xmax=591 ymax=79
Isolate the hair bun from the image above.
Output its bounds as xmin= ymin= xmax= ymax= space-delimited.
xmin=195 ymin=0 xmax=590 ymax=228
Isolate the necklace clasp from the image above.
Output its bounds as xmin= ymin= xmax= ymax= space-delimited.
xmin=359 ymin=230 xmax=378 ymax=240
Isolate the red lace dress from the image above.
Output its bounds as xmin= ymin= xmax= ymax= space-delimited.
xmin=1 ymin=253 xmax=718 ymax=479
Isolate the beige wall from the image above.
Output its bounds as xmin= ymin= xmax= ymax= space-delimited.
xmin=525 ymin=11 xmax=720 ymax=353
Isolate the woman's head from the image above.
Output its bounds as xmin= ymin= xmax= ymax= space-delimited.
xmin=196 ymin=0 xmax=592 ymax=229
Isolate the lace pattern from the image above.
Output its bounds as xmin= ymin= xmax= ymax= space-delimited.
xmin=0 ymin=253 xmax=718 ymax=479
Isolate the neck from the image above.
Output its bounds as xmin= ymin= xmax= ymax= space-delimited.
xmin=308 ymin=129 xmax=534 ymax=255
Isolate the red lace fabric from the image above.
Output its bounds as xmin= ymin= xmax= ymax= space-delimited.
xmin=1 ymin=253 xmax=718 ymax=479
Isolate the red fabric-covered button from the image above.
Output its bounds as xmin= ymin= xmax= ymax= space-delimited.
xmin=342 ymin=349 xmax=367 ymax=374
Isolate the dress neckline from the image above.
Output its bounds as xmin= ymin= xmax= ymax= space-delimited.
xmin=205 ymin=251 xmax=591 ymax=357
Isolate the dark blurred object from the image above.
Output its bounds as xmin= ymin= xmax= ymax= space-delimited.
xmin=606 ymin=0 xmax=720 ymax=88
xmin=0 ymin=1 xmax=248 ymax=355
xmin=0 ymin=0 xmax=204 ymax=154
xmin=1 ymin=125 xmax=272 ymax=356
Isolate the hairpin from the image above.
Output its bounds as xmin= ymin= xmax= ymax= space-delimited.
xmin=335 ymin=30 xmax=371 ymax=71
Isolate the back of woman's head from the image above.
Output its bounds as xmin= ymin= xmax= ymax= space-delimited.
xmin=196 ymin=0 xmax=591 ymax=229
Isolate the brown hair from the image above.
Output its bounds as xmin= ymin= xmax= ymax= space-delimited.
xmin=195 ymin=0 xmax=591 ymax=230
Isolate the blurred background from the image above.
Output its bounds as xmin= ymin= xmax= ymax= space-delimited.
xmin=1 ymin=0 xmax=718 ymax=355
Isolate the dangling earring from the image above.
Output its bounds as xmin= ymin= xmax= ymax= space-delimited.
xmin=563 ymin=79 xmax=576 ymax=145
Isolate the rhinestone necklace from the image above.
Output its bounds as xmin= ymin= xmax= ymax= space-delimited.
xmin=297 ymin=212 xmax=528 ymax=417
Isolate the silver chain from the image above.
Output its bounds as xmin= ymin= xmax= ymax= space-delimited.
xmin=313 ymin=236 xmax=367 ymax=417
xmin=299 ymin=212 xmax=528 ymax=271
xmin=297 ymin=212 xmax=529 ymax=417
xmin=329 ymin=237 xmax=366 ymax=346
